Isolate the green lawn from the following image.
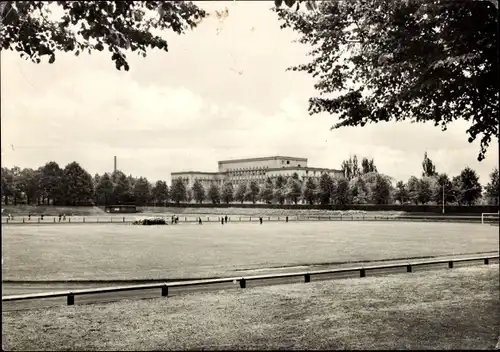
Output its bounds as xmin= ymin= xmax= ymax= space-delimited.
xmin=2 ymin=265 xmax=499 ymax=350
xmin=2 ymin=221 xmax=498 ymax=281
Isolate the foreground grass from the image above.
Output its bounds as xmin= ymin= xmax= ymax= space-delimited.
xmin=3 ymin=222 xmax=498 ymax=281
xmin=3 ymin=265 xmax=499 ymax=350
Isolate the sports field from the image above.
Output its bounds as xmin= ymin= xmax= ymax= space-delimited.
xmin=2 ymin=221 xmax=498 ymax=281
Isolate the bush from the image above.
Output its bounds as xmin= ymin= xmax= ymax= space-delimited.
xmin=133 ymin=217 xmax=167 ymax=225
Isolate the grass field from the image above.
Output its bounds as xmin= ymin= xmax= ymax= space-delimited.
xmin=2 ymin=221 xmax=498 ymax=281
xmin=2 ymin=265 xmax=499 ymax=350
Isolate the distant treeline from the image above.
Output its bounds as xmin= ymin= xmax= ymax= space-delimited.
xmin=1 ymin=154 xmax=499 ymax=208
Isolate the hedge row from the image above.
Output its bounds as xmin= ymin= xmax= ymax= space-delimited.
xmin=153 ymin=203 xmax=499 ymax=214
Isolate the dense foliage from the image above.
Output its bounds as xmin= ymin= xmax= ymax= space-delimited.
xmin=0 ymin=1 xmax=205 ymax=71
xmin=1 ymin=153 xmax=496 ymax=207
xmin=275 ymin=0 xmax=499 ymax=161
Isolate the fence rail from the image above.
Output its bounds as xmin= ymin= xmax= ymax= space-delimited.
xmin=3 ymin=255 xmax=498 ymax=306
xmin=2 ymin=214 xmax=497 ymax=225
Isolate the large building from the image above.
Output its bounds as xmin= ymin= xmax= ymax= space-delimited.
xmin=171 ymin=156 xmax=343 ymax=190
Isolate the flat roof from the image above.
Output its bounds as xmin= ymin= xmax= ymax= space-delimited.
xmin=265 ymin=166 xmax=342 ymax=172
xmin=171 ymin=166 xmax=342 ymax=175
xmin=218 ymin=156 xmax=308 ymax=164
xmin=171 ymin=171 xmax=222 ymax=176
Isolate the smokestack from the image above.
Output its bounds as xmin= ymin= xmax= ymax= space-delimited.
xmin=114 ymin=156 xmax=117 ymax=173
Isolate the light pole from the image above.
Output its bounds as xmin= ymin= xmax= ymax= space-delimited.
xmin=442 ymin=184 xmax=445 ymax=214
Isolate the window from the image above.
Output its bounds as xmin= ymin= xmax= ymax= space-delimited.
xmin=287 ymin=160 xmax=290 ymax=165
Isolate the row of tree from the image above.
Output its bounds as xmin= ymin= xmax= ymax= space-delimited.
xmin=1 ymin=153 xmax=498 ymax=207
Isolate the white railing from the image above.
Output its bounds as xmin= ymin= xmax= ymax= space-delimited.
xmin=481 ymin=212 xmax=499 ymax=224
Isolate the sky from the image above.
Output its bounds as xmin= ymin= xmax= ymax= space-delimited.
xmin=1 ymin=1 xmax=498 ymax=185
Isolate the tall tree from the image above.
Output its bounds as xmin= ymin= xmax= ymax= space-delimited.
xmin=407 ymin=176 xmax=420 ymax=205
xmin=221 ymin=182 xmax=234 ymax=204
xmin=62 ymin=162 xmax=94 ymax=205
xmin=318 ymin=173 xmax=334 ymax=205
xmin=484 ymin=168 xmax=499 ymax=205
xmin=370 ymin=173 xmax=392 ymax=204
xmin=286 ymin=176 xmax=302 ymax=204
xmin=275 ymin=1 xmax=498 ymax=161
xmin=18 ymin=168 xmax=40 ymax=205
xmin=302 ymin=177 xmax=317 ymax=205
xmin=456 ymin=167 xmax=483 ymax=205
xmin=349 ymin=176 xmax=368 ymax=204
xmin=112 ymin=171 xmax=132 ymax=204
xmin=192 ymin=179 xmax=206 ymax=204
xmin=151 ymin=180 xmax=169 ymax=205
xmin=273 ymin=175 xmax=287 ymax=205
xmin=422 ymin=152 xmax=437 ymax=177
xmin=259 ymin=177 xmax=275 ymax=204
xmin=361 ymin=158 xmax=377 ymax=174
xmin=341 ymin=155 xmax=361 ymax=181
xmin=417 ymin=177 xmax=434 ymax=205
xmin=246 ymin=181 xmax=260 ymax=204
xmin=95 ymin=173 xmax=114 ymax=205
xmin=186 ymin=188 xmax=194 ymax=203
xmin=92 ymin=173 xmax=101 ymax=204
xmin=132 ymin=177 xmax=151 ymax=206
xmin=39 ymin=162 xmax=64 ymax=205
xmin=393 ymin=181 xmax=410 ymax=204
xmin=1 ymin=1 xmax=206 ymax=71
xmin=332 ymin=177 xmax=350 ymax=205
xmin=234 ymin=183 xmax=247 ymax=204
xmin=207 ymin=183 xmax=221 ymax=204
xmin=170 ymin=178 xmax=186 ymax=205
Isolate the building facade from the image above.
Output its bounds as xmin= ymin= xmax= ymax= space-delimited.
xmin=171 ymin=156 xmax=343 ymax=189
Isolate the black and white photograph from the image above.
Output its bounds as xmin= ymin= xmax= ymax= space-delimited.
xmin=1 ymin=0 xmax=499 ymax=350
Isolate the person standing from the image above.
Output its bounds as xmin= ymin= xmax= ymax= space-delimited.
xmin=224 ymin=215 xmax=228 ymax=223
xmin=259 ymin=217 xmax=263 ymax=225
xmin=221 ymin=217 xmax=224 ymax=225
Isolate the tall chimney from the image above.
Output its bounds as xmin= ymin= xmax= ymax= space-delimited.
xmin=114 ymin=156 xmax=117 ymax=173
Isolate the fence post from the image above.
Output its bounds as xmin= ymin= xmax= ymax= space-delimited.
xmin=53 ymin=217 xmax=56 ymax=223
xmin=406 ymin=264 xmax=412 ymax=273
xmin=22 ymin=218 xmax=25 ymax=223
xmin=161 ymin=284 xmax=169 ymax=297
xmin=67 ymin=293 xmax=75 ymax=306
xmin=239 ymin=217 xmax=241 ymax=221
xmin=38 ymin=218 xmax=40 ymax=223
xmin=111 ymin=217 xmax=113 ymax=223
xmin=97 ymin=218 xmax=99 ymax=223
xmin=83 ymin=217 xmax=85 ymax=223
xmin=239 ymin=278 xmax=246 ymax=289
xmin=448 ymin=261 xmax=453 ymax=269
xmin=208 ymin=217 xmax=210 ymax=222
xmin=360 ymin=269 xmax=366 ymax=278
xmin=249 ymin=217 xmax=251 ymax=222
xmin=484 ymin=258 xmax=489 ymax=265
xmin=185 ymin=217 xmax=187 ymax=222
xmin=268 ymin=217 xmax=270 ymax=221
xmin=304 ymin=274 xmax=311 ymax=283
xmin=69 ymin=218 xmax=71 ymax=223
